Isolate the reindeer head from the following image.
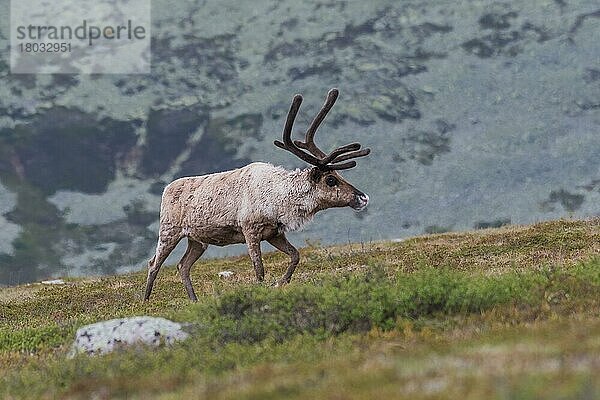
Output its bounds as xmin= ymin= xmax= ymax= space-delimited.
xmin=275 ymin=89 xmax=370 ymax=212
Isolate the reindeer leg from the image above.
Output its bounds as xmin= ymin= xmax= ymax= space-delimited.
xmin=243 ymin=228 xmax=264 ymax=282
xmin=267 ymin=233 xmax=299 ymax=286
xmin=177 ymin=239 xmax=208 ymax=301
xmin=144 ymin=228 xmax=183 ymax=301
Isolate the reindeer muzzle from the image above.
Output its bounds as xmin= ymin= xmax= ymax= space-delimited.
xmin=351 ymin=192 xmax=369 ymax=211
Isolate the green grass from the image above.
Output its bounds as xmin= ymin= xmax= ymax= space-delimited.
xmin=0 ymin=218 xmax=599 ymax=399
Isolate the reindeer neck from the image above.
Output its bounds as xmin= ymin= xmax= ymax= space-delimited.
xmin=277 ymin=168 xmax=319 ymax=231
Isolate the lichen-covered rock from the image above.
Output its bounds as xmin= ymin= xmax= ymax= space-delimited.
xmin=70 ymin=317 xmax=189 ymax=356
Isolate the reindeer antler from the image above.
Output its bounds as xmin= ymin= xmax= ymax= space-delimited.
xmin=274 ymin=88 xmax=370 ymax=171
xmin=293 ymin=88 xmax=338 ymax=158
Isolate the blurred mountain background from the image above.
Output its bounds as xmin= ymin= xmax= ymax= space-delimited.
xmin=0 ymin=0 xmax=598 ymax=285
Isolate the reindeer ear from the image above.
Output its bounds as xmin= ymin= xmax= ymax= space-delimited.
xmin=309 ymin=167 xmax=322 ymax=183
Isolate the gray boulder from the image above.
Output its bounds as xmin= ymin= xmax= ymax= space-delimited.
xmin=70 ymin=316 xmax=189 ymax=356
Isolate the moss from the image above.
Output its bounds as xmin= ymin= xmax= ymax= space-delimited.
xmin=0 ymin=325 xmax=65 ymax=354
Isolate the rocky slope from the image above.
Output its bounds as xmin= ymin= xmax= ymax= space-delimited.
xmin=0 ymin=0 xmax=598 ymax=284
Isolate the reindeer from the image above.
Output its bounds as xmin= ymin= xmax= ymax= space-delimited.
xmin=144 ymin=89 xmax=370 ymax=301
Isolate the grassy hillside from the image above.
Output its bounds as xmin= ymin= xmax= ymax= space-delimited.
xmin=1 ymin=218 xmax=599 ymax=399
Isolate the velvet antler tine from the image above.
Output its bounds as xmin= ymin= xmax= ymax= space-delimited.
xmin=331 ymin=148 xmax=371 ymax=164
xmin=327 ymin=160 xmax=357 ymax=170
xmin=274 ymin=94 xmax=302 ymax=149
xmin=275 ymin=94 xmax=324 ymax=167
xmin=320 ymin=143 xmax=362 ymax=165
xmin=274 ymin=89 xmax=370 ymax=171
xmin=283 ymin=94 xmax=303 ymax=145
xmin=295 ymin=88 xmax=339 ymax=158
xmin=307 ymin=88 xmax=338 ymax=139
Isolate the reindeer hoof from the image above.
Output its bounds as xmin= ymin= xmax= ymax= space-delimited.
xmin=272 ymin=279 xmax=289 ymax=288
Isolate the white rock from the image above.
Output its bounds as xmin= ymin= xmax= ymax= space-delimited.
xmin=218 ymin=271 xmax=234 ymax=278
xmin=70 ymin=316 xmax=189 ymax=356
xmin=41 ymin=279 xmax=65 ymax=285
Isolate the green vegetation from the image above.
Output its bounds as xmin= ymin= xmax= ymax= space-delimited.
xmin=0 ymin=219 xmax=599 ymax=399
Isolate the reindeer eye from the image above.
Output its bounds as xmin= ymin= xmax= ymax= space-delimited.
xmin=325 ymin=176 xmax=338 ymax=187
